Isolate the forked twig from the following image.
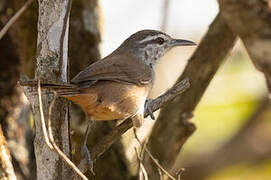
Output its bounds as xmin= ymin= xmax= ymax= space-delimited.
xmin=0 ymin=0 xmax=35 ymax=40
xmin=175 ymin=168 xmax=185 ymax=180
xmin=158 ymin=168 xmax=163 ymax=180
xmin=135 ymin=148 xmax=149 ymax=180
xmin=133 ymin=129 xmax=176 ymax=180
xmin=37 ymin=81 xmax=88 ymax=180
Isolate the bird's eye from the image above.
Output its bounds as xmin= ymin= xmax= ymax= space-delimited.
xmin=156 ymin=37 xmax=165 ymax=45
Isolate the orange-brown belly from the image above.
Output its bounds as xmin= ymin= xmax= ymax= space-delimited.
xmin=64 ymin=81 xmax=150 ymax=121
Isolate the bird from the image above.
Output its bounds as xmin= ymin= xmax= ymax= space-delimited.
xmin=23 ymin=29 xmax=196 ymax=173
xmin=58 ymin=29 xmax=195 ymax=127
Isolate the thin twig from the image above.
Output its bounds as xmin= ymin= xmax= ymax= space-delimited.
xmin=158 ymin=168 xmax=163 ymax=180
xmin=37 ymin=82 xmax=88 ymax=180
xmin=0 ymin=0 xmax=35 ymax=40
xmin=133 ymin=129 xmax=176 ymax=180
xmin=175 ymin=168 xmax=185 ymax=180
xmin=144 ymin=78 xmax=190 ymax=117
xmin=135 ymin=148 xmax=149 ymax=180
xmin=37 ymin=80 xmax=53 ymax=149
xmin=140 ymin=139 xmax=148 ymax=161
xmin=47 ymin=91 xmax=56 ymax=146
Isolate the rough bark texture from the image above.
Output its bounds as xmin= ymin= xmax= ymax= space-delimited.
xmin=143 ymin=13 xmax=237 ymax=179
xmin=182 ymin=98 xmax=271 ymax=180
xmin=219 ymin=0 xmax=271 ymax=90
xmin=23 ymin=0 xmax=73 ymax=179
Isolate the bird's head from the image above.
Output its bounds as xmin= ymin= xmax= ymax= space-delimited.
xmin=118 ymin=30 xmax=196 ymax=68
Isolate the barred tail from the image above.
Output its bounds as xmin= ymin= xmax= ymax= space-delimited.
xmin=20 ymin=81 xmax=81 ymax=96
xmin=42 ymin=84 xmax=81 ymax=96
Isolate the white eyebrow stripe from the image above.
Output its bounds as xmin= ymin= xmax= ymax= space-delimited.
xmin=137 ymin=34 xmax=164 ymax=44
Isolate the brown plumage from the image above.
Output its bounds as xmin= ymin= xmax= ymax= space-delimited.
xmin=55 ymin=52 xmax=153 ymax=127
xmin=62 ymin=81 xmax=150 ymax=127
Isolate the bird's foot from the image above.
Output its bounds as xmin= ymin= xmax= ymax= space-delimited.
xmin=78 ymin=121 xmax=95 ymax=175
xmin=144 ymin=98 xmax=155 ymax=120
xmin=78 ymin=143 xmax=95 ymax=175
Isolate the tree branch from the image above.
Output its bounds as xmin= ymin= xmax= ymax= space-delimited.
xmin=91 ymin=78 xmax=190 ymax=161
xmin=22 ymin=0 xmax=73 ymax=179
xmin=161 ymin=0 xmax=171 ymax=31
xmin=36 ymin=83 xmax=88 ymax=180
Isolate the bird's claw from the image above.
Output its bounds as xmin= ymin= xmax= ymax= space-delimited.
xmin=80 ymin=143 xmax=95 ymax=175
xmin=145 ymin=99 xmax=155 ymax=120
xmin=78 ymin=120 xmax=95 ymax=175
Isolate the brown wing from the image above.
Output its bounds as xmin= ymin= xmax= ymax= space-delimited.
xmin=71 ymin=54 xmax=153 ymax=86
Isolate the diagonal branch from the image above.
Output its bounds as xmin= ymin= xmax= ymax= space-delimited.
xmin=90 ymin=78 xmax=190 ymax=161
xmin=0 ymin=0 xmax=35 ymax=40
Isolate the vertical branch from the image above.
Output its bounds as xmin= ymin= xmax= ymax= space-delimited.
xmin=23 ymin=0 xmax=73 ymax=179
xmin=161 ymin=0 xmax=171 ymax=31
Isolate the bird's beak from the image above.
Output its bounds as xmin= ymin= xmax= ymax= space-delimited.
xmin=169 ymin=39 xmax=196 ymax=47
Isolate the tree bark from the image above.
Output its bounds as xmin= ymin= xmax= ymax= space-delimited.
xmin=143 ymin=13 xmax=237 ymax=179
xmin=23 ymin=0 xmax=73 ymax=179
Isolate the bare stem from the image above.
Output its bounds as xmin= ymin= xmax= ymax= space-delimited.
xmin=37 ymin=80 xmax=53 ymax=149
xmin=0 ymin=0 xmax=35 ymax=40
xmin=135 ymin=148 xmax=149 ymax=180
xmin=133 ymin=129 xmax=176 ymax=180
